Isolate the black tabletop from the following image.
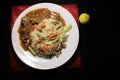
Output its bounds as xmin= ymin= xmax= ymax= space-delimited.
xmin=1 ymin=0 xmax=116 ymax=79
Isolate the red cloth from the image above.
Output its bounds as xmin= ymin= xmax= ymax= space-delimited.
xmin=10 ymin=4 xmax=81 ymax=71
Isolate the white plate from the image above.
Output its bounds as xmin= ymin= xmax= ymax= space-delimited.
xmin=11 ymin=3 xmax=79 ymax=70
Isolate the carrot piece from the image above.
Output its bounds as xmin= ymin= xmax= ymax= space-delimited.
xmin=28 ymin=39 xmax=32 ymax=46
xmin=40 ymin=46 xmax=47 ymax=52
xmin=34 ymin=39 xmax=40 ymax=46
xmin=48 ymin=33 xmax=58 ymax=40
xmin=30 ymin=26 xmax=34 ymax=32
xmin=39 ymin=38 xmax=48 ymax=51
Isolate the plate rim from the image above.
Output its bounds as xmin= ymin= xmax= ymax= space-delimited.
xmin=11 ymin=2 xmax=79 ymax=70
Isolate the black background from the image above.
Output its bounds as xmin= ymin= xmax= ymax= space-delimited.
xmin=0 ymin=0 xmax=117 ymax=79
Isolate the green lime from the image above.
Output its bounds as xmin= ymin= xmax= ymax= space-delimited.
xmin=79 ymin=13 xmax=90 ymax=24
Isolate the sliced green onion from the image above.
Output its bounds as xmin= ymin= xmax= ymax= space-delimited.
xmin=28 ymin=46 xmax=36 ymax=55
xmin=64 ymin=24 xmax=72 ymax=32
xmin=52 ymin=21 xmax=58 ymax=26
xmin=56 ymin=26 xmax=61 ymax=30
xmin=50 ymin=36 xmax=58 ymax=41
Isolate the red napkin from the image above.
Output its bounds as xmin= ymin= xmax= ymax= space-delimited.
xmin=10 ymin=4 xmax=81 ymax=71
